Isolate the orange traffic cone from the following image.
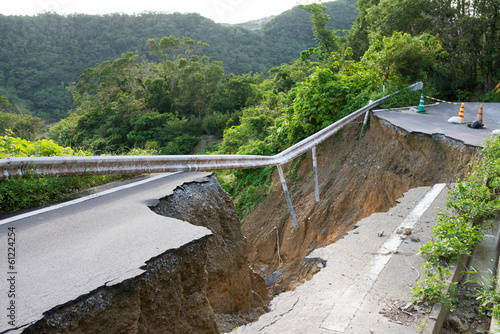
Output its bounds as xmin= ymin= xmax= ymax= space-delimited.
xmin=476 ymin=104 xmax=483 ymax=122
xmin=448 ymin=103 xmax=465 ymax=124
xmin=468 ymin=104 xmax=485 ymax=129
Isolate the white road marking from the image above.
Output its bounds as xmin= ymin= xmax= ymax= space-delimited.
xmin=320 ymin=183 xmax=446 ymax=332
xmin=0 ymin=172 xmax=179 ymax=226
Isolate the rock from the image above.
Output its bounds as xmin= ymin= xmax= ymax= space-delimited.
xmin=410 ymin=235 xmax=420 ymax=242
xmin=402 ymin=228 xmax=412 ymax=235
xmin=265 ymin=270 xmax=285 ymax=287
xmin=402 ymin=303 xmax=414 ymax=312
xmin=447 ymin=315 xmax=472 ymax=333
xmin=378 ymin=230 xmax=384 ymax=237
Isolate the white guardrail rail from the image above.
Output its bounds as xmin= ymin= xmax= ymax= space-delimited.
xmin=1 ymin=82 xmax=423 ymax=227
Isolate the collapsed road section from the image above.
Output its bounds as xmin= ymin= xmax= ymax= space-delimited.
xmin=0 ymin=172 xmax=269 ymax=334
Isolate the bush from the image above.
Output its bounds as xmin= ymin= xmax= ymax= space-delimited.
xmin=411 ymin=263 xmax=458 ymax=310
xmin=0 ymin=173 xmax=125 ymax=213
xmin=419 ymin=214 xmax=483 ymax=264
xmin=202 ymin=112 xmax=231 ymax=137
xmin=161 ymin=134 xmax=199 ymax=155
xmin=0 ymin=136 xmax=74 ymax=158
xmin=0 ymin=135 xmax=126 ymax=213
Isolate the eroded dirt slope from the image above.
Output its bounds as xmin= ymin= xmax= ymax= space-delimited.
xmin=243 ymin=115 xmax=480 ymax=295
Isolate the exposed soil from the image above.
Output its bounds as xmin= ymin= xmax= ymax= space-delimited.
xmin=25 ymin=175 xmax=270 ymax=334
xmin=241 ymin=115 xmax=480 ymax=296
xmin=16 ymin=113 xmax=483 ymax=334
xmin=441 ymin=283 xmax=492 ymax=334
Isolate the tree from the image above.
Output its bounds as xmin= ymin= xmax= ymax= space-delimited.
xmin=147 ymin=35 xmax=209 ymax=92
xmin=362 ymin=32 xmax=442 ymax=85
xmin=209 ymin=74 xmax=259 ymax=114
xmin=0 ymin=96 xmax=11 ymax=110
xmin=299 ymin=3 xmax=342 ymax=60
xmin=175 ymin=55 xmax=224 ymax=118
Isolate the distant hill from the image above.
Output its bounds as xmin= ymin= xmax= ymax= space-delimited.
xmin=0 ymin=0 xmax=358 ymax=120
xmin=234 ymin=16 xmax=276 ymax=30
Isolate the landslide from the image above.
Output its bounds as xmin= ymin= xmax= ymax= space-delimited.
xmin=242 ymin=114 xmax=480 ymax=295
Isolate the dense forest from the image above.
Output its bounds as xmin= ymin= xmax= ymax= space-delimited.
xmin=1 ymin=0 xmax=500 ymax=215
xmin=0 ymin=0 xmax=358 ymax=121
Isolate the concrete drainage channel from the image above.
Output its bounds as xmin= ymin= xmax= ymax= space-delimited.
xmin=426 ymin=218 xmax=500 ymax=334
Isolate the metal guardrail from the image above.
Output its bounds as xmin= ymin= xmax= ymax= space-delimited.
xmin=1 ymin=82 xmax=423 ymax=227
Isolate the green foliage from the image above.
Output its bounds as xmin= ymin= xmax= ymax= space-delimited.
xmin=161 ymin=134 xmax=199 ymax=155
xmin=0 ymin=112 xmax=45 ymax=139
xmin=0 ymin=136 xmax=74 ymax=158
xmin=217 ymin=113 xmax=273 ymax=155
xmin=362 ymin=32 xmax=442 ymax=85
xmin=0 ymin=96 xmax=11 ymax=109
xmin=374 ymin=80 xmax=425 ymax=109
xmin=214 ymin=50 xmax=381 ymax=217
xmin=269 ymin=61 xmax=316 ymax=94
xmin=465 ymin=270 xmax=500 ymax=318
xmin=0 ymin=136 xmax=127 ymax=213
xmin=290 ymin=69 xmax=365 ymax=138
xmin=447 ymin=180 xmax=500 ymax=219
xmin=446 ymin=135 xmax=500 ymax=219
xmin=209 ymin=74 xmax=261 ymax=113
xmin=412 ymin=131 xmax=500 ymax=311
xmin=202 ymin=112 xmax=232 ymax=137
xmin=411 ymin=263 xmax=458 ymax=310
xmin=275 ymin=55 xmax=377 ymax=146
xmin=418 ymin=214 xmax=483 ymax=264
xmin=235 ymin=185 xmax=267 ymax=218
xmin=346 ymin=0 xmax=500 ymax=98
xmin=0 ymin=135 xmax=147 ymax=213
xmin=56 ymin=39 xmax=235 ymax=153
xmin=0 ymin=173 xmax=125 ymax=213
xmin=299 ymin=3 xmax=342 ymax=60
xmin=0 ymin=4 xmax=359 ymax=121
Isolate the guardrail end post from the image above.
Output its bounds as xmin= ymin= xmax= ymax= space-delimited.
xmin=312 ymin=147 xmax=320 ymax=202
xmin=277 ymin=164 xmax=298 ymax=228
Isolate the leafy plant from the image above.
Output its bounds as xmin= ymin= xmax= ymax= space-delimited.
xmin=411 ymin=263 xmax=458 ymax=310
xmin=418 ymin=213 xmax=483 ymax=264
xmin=412 ymin=130 xmax=500 ymax=315
xmin=0 ymin=135 xmax=129 ymax=213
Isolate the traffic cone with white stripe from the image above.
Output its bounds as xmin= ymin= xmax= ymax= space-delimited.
xmin=448 ymin=103 xmax=465 ymax=124
xmin=417 ymin=94 xmax=426 ymax=113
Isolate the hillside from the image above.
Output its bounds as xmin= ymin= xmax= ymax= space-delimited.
xmin=242 ymin=113 xmax=478 ymax=296
xmin=0 ymin=0 xmax=358 ymax=120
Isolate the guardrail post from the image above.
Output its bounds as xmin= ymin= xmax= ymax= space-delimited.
xmin=276 ymin=164 xmax=298 ymax=228
xmin=312 ymin=146 xmax=320 ymax=202
xmin=360 ymin=100 xmax=373 ymax=136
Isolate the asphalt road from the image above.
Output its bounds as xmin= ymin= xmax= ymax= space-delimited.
xmin=0 ymin=171 xmax=213 ymax=333
xmin=374 ymin=102 xmax=500 ymax=147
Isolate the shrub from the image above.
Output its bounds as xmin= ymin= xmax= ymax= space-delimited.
xmin=419 ymin=214 xmax=483 ymax=264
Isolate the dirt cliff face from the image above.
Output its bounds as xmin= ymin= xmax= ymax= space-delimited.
xmin=151 ymin=176 xmax=271 ymax=331
xmin=242 ymin=115 xmax=480 ymax=294
xmin=25 ymin=175 xmax=269 ymax=334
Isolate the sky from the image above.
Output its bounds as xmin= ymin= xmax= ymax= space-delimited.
xmin=0 ymin=0 xmax=314 ymax=24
